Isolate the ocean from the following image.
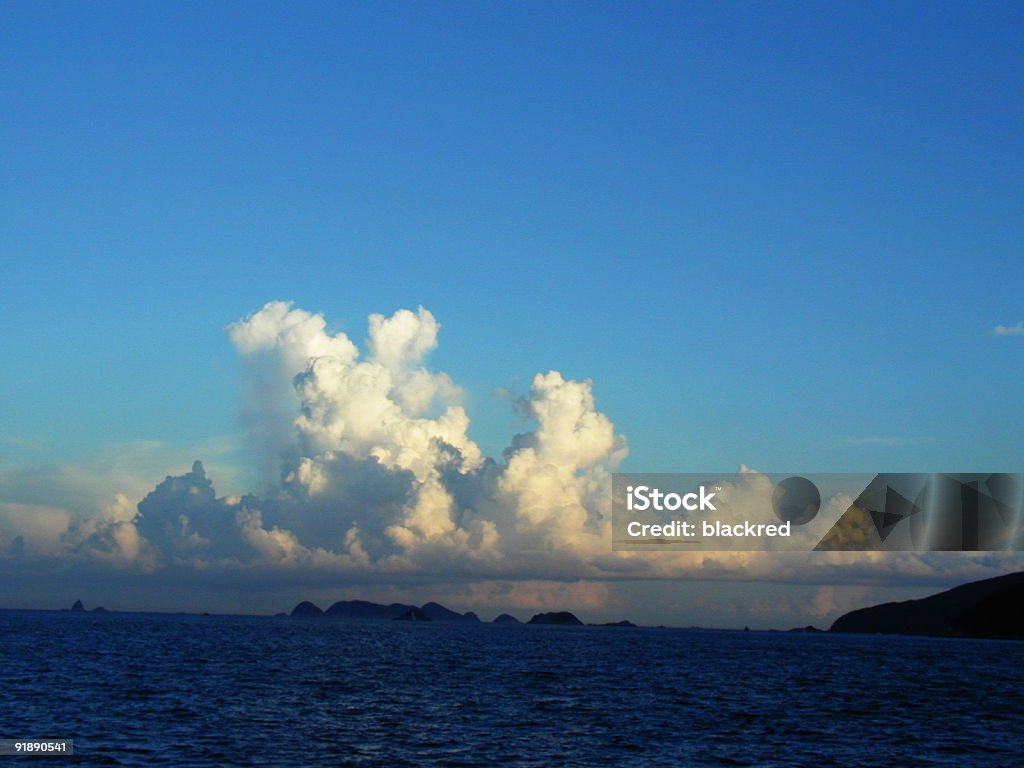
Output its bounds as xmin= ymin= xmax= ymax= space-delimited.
xmin=2 ymin=610 xmax=1022 ymax=767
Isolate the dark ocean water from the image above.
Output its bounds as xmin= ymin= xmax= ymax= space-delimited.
xmin=2 ymin=611 xmax=1022 ymax=767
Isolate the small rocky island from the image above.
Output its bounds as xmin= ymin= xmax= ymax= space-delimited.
xmin=526 ymin=611 xmax=583 ymax=626
xmin=67 ymin=599 xmax=109 ymax=613
xmin=290 ymin=600 xmax=324 ymax=617
xmin=830 ymin=570 xmax=1024 ymax=639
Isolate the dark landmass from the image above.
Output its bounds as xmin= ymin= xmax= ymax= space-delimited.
xmin=421 ymin=602 xmax=480 ymax=622
xmin=71 ymin=599 xmax=85 ymax=612
xmin=291 ymin=599 xmax=484 ymax=622
xmin=93 ymin=606 xmax=109 ymax=613
xmin=492 ymin=613 xmax=522 ymax=625
xmin=830 ymin=571 xmax=1024 ymax=639
xmin=394 ymin=607 xmax=429 ymax=621
xmin=788 ymin=625 xmax=823 ymax=633
xmin=595 ymin=620 xmax=638 ymax=628
xmin=527 ymin=611 xmax=583 ymax=626
xmin=325 ymin=600 xmax=413 ymax=620
xmin=290 ymin=601 xmax=324 ymax=617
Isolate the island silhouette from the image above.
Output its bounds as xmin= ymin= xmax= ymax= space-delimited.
xmin=52 ymin=569 xmax=1024 ymax=640
xmin=830 ymin=570 xmax=1024 ymax=639
xmin=288 ymin=599 xmax=587 ymax=625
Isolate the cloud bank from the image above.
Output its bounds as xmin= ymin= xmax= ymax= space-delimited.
xmin=6 ymin=302 xmax=630 ymax=577
xmin=1 ymin=301 xmax=1019 ymax=620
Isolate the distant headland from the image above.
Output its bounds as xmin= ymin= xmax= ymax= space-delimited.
xmin=830 ymin=570 xmax=1024 ymax=639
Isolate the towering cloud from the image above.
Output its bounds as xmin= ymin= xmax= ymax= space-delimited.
xmin=227 ymin=301 xmax=360 ymax=485
xmin=500 ymin=371 xmax=626 ymax=551
xmin=245 ymin=303 xmax=484 ymax=560
xmin=30 ymin=301 xmax=627 ymax=579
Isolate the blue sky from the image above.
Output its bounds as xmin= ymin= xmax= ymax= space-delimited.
xmin=1 ymin=2 xmax=1022 ymax=623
